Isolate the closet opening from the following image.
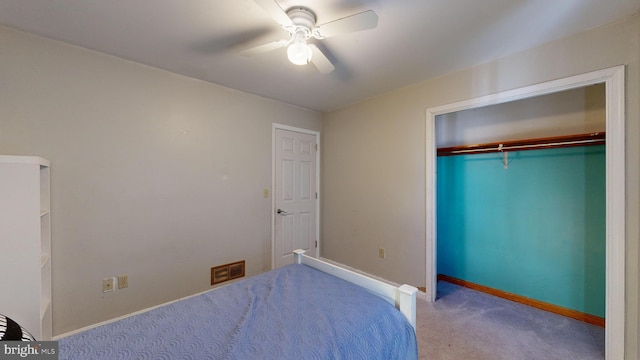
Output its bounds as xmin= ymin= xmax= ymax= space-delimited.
xmin=436 ymin=85 xmax=606 ymax=325
xmin=425 ymin=66 xmax=625 ymax=360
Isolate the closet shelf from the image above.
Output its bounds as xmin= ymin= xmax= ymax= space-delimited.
xmin=437 ymin=132 xmax=606 ymax=157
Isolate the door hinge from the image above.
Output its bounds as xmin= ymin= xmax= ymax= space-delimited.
xmin=315 ymin=192 xmax=318 ymax=199
xmin=315 ymin=241 xmax=318 ymax=248
xmin=315 ymin=143 xmax=318 ymax=151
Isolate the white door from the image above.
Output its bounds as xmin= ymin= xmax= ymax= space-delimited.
xmin=273 ymin=127 xmax=318 ymax=268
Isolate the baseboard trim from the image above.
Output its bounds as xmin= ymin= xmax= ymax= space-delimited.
xmin=437 ymin=274 xmax=605 ymax=327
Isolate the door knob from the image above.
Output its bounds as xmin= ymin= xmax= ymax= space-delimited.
xmin=277 ymin=209 xmax=289 ymax=215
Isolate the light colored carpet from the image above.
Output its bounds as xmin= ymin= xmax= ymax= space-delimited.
xmin=415 ymin=281 xmax=605 ymax=360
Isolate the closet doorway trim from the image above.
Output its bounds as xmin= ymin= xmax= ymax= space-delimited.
xmin=425 ymin=66 xmax=625 ymax=360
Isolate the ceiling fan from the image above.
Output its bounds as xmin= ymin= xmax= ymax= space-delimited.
xmin=238 ymin=0 xmax=379 ymax=74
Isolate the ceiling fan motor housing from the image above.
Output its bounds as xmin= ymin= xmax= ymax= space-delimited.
xmin=286 ymin=7 xmax=317 ymax=38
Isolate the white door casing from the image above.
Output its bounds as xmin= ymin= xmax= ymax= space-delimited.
xmin=273 ymin=125 xmax=319 ymax=268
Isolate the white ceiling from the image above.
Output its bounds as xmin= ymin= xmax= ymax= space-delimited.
xmin=1 ymin=0 xmax=638 ymax=112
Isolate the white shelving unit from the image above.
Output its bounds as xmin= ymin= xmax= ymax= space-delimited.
xmin=0 ymin=155 xmax=51 ymax=340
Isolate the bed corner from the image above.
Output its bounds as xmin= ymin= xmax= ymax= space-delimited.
xmin=292 ymin=249 xmax=418 ymax=329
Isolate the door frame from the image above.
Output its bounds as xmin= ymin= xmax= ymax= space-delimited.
xmin=272 ymin=124 xmax=321 ymax=269
xmin=425 ymin=66 xmax=625 ymax=360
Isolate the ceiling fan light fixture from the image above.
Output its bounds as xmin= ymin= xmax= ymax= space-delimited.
xmin=287 ymin=33 xmax=312 ymax=65
xmin=243 ymin=2 xmax=377 ymax=74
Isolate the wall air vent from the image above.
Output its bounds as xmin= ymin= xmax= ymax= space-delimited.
xmin=211 ymin=260 xmax=245 ymax=285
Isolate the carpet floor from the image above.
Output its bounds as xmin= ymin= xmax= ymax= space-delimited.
xmin=415 ymin=281 xmax=605 ymax=360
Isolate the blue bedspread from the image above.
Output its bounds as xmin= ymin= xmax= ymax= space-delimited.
xmin=59 ymin=264 xmax=417 ymax=360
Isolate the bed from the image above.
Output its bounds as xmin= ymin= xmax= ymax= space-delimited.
xmin=58 ymin=250 xmax=418 ymax=359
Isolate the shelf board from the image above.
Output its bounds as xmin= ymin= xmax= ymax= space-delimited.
xmin=437 ymin=132 xmax=606 ymax=156
xmin=0 ymin=155 xmax=49 ymax=166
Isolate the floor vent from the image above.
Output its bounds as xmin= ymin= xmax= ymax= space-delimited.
xmin=211 ymin=260 xmax=245 ymax=285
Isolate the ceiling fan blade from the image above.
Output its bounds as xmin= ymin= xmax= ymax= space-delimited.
xmin=238 ymin=39 xmax=289 ymax=56
xmin=315 ymin=10 xmax=378 ymax=39
xmin=309 ymin=44 xmax=335 ymax=74
xmin=254 ymin=0 xmax=293 ymax=27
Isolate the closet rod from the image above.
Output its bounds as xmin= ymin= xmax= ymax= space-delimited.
xmin=437 ymin=132 xmax=605 ymax=157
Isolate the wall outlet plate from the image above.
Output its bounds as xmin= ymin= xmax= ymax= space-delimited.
xmin=103 ymin=277 xmax=115 ymax=292
xmin=118 ymin=274 xmax=129 ymax=289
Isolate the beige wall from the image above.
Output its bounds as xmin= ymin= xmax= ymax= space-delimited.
xmin=322 ymin=15 xmax=639 ymax=357
xmin=0 ymin=26 xmax=321 ymax=335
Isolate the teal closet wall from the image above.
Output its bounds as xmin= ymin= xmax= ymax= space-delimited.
xmin=437 ymin=145 xmax=605 ymax=317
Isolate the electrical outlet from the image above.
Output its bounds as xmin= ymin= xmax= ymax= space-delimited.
xmin=379 ymin=247 xmax=385 ymax=259
xmin=118 ymin=274 xmax=129 ymax=289
xmin=103 ymin=277 xmax=115 ymax=292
